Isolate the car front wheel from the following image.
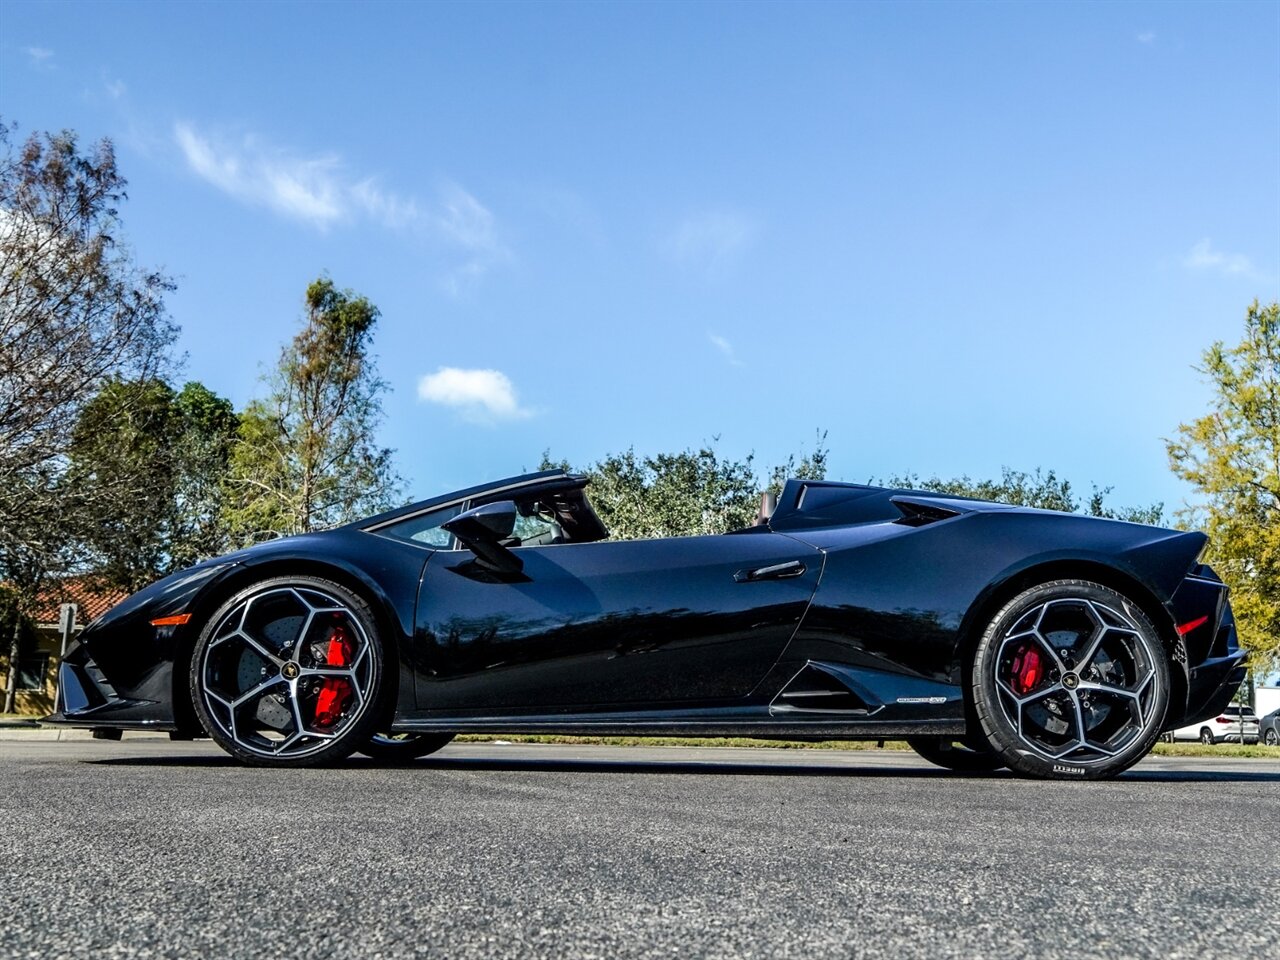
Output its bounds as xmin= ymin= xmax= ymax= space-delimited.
xmin=1199 ymin=728 xmax=1215 ymax=745
xmin=1265 ymin=729 xmax=1279 ymax=746
xmin=971 ymin=580 xmax=1170 ymax=780
xmin=190 ymin=576 xmax=386 ymax=767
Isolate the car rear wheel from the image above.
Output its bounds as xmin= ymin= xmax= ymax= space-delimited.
xmin=1265 ymin=729 xmax=1279 ymax=746
xmin=1199 ymin=728 xmax=1215 ymax=745
xmin=358 ymin=732 xmax=455 ymax=762
xmin=971 ymin=580 xmax=1170 ymax=780
xmin=190 ymin=577 xmax=386 ymax=767
xmin=907 ymin=737 xmax=1006 ymax=772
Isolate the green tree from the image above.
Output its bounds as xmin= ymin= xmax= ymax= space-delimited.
xmin=68 ymin=378 xmax=180 ymax=593
xmin=1167 ymin=300 xmax=1280 ymax=675
xmin=541 ymin=434 xmax=829 ymax=540
xmin=66 ymin=378 xmax=239 ymax=591
xmin=169 ymin=382 xmax=240 ymax=570
xmin=224 ymin=277 xmax=401 ymax=543
xmin=882 ymin=467 xmax=1164 ymax=524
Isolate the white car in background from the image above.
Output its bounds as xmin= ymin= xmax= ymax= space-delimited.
xmin=1169 ymin=705 xmax=1261 ymax=744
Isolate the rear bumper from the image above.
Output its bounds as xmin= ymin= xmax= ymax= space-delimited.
xmin=1167 ymin=569 xmax=1247 ymax=729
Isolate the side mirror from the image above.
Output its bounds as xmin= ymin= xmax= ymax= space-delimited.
xmin=443 ymin=501 xmax=522 ymax=573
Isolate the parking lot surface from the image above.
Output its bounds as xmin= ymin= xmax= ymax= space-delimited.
xmin=2 ymin=740 xmax=1277 ymax=959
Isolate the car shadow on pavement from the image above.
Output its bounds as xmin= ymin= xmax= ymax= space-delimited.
xmin=83 ymin=752 xmax=1280 ymax=782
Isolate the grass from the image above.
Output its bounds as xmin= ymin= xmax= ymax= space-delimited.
xmin=454 ymin=733 xmax=1280 ymax=759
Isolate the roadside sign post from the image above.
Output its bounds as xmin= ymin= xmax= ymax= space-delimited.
xmin=58 ymin=603 xmax=77 ymax=659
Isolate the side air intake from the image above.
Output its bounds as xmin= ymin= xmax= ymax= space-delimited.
xmin=771 ymin=664 xmax=872 ymax=715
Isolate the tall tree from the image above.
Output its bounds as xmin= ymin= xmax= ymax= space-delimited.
xmin=0 ymin=122 xmax=176 ymax=711
xmin=1168 ymin=300 xmax=1280 ymax=675
xmin=66 ymin=378 xmax=239 ymax=592
xmin=169 ymin=382 xmax=240 ymax=570
xmin=223 ymin=277 xmax=401 ymax=543
xmin=67 ymin=378 xmax=180 ymax=593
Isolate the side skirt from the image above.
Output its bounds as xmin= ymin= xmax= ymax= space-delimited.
xmin=394 ymin=715 xmax=964 ymax=738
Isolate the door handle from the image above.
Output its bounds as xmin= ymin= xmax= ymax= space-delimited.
xmin=734 ymin=560 xmax=806 ymax=583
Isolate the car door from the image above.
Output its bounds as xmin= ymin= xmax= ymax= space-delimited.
xmin=412 ymin=532 xmax=823 ymax=712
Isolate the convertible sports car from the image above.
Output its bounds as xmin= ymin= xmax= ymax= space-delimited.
xmin=47 ymin=469 xmax=1246 ymax=779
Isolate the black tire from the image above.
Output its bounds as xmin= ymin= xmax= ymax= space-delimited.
xmin=190 ymin=576 xmax=387 ymax=767
xmin=358 ymin=732 xmax=455 ymax=762
xmin=1265 ymin=729 xmax=1279 ymax=747
xmin=907 ymin=737 xmax=1006 ymax=772
xmin=971 ymin=580 xmax=1170 ymax=781
xmin=1199 ymin=728 xmax=1215 ymax=745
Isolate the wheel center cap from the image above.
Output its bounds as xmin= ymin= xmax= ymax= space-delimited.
xmin=281 ymin=661 xmax=301 ymax=680
xmin=1062 ymin=673 xmax=1080 ymax=690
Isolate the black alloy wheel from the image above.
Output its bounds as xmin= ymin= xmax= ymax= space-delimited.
xmin=971 ymin=580 xmax=1170 ymax=780
xmin=190 ymin=576 xmax=386 ymax=767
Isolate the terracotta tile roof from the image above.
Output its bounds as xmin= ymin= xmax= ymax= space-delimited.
xmin=29 ymin=577 xmax=128 ymax=627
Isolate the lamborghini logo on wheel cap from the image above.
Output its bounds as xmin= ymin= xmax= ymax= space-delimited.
xmin=281 ymin=661 xmax=300 ymax=680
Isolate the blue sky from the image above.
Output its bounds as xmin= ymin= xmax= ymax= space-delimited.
xmin=3 ymin=0 xmax=1278 ymax=512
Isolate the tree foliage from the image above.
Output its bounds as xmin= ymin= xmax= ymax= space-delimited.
xmin=66 ymin=378 xmax=238 ymax=591
xmin=881 ymin=467 xmax=1164 ymax=525
xmin=223 ymin=277 xmax=401 ymax=543
xmin=1168 ymin=300 xmax=1280 ymax=674
xmin=541 ymin=433 xmax=829 ymax=539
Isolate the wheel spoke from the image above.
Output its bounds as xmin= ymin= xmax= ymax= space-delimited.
xmin=1075 ymin=679 xmax=1139 ymax=701
xmin=237 ymin=630 xmax=284 ymax=667
xmin=291 ymin=610 xmax=316 ymax=663
xmin=1067 ymin=690 xmax=1088 ymax=743
xmin=232 ymin=675 xmax=285 ymax=708
xmin=300 ymin=667 xmax=357 ymax=679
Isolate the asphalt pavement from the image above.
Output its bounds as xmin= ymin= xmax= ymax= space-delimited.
xmin=2 ymin=739 xmax=1277 ymax=959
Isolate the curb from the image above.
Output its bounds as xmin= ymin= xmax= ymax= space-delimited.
xmin=0 ymin=728 xmax=174 ymax=741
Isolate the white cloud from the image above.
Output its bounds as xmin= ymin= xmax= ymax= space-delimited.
xmin=174 ymin=123 xmax=344 ymax=226
xmin=105 ymin=78 xmax=127 ymax=99
xmin=1184 ymin=238 xmax=1256 ymax=277
xmin=708 ymin=332 xmax=744 ymax=367
xmin=25 ymin=46 xmax=54 ymax=68
xmin=417 ymin=367 xmax=532 ymax=424
xmin=1137 ymin=31 xmax=1156 ymax=45
xmin=665 ymin=211 xmax=758 ymax=274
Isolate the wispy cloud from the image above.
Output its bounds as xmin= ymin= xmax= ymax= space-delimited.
xmin=173 ymin=123 xmax=508 ymax=287
xmin=1137 ymin=31 xmax=1156 ymax=45
xmin=1184 ymin=238 xmax=1256 ymax=277
xmin=104 ymin=78 xmax=127 ymax=100
xmin=175 ymin=123 xmax=345 ymax=226
xmin=417 ymin=367 xmax=533 ymax=424
xmin=708 ymin=332 xmax=744 ymax=367
xmin=665 ymin=211 xmax=758 ymax=275
xmin=433 ymin=182 xmax=511 ymax=294
xmin=25 ymin=46 xmax=54 ymax=69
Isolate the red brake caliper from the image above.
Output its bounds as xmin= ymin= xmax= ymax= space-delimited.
xmin=313 ymin=621 xmax=355 ymax=729
xmin=1010 ymin=643 xmax=1044 ymax=696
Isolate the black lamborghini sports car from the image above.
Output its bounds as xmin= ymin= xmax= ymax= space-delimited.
xmin=48 ymin=469 xmax=1246 ymax=779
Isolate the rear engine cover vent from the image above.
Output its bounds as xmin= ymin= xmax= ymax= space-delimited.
xmin=891 ymin=497 xmax=963 ymax=527
xmin=772 ymin=664 xmax=870 ymax=714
